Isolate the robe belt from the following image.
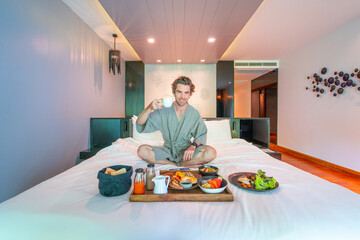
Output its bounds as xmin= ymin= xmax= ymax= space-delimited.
xmin=164 ymin=141 xmax=191 ymax=165
xmin=165 ymin=141 xmax=190 ymax=156
xmin=165 ymin=141 xmax=189 ymax=148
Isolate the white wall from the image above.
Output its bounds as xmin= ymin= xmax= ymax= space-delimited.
xmin=0 ymin=0 xmax=125 ymax=202
xmin=145 ymin=64 xmax=216 ymax=117
xmin=234 ymin=80 xmax=251 ymax=117
xmin=278 ymin=17 xmax=360 ymax=172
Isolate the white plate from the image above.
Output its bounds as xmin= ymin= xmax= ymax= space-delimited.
xmin=197 ymin=176 xmax=227 ymax=194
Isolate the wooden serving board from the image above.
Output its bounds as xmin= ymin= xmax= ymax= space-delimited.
xmin=129 ymin=170 xmax=234 ymax=202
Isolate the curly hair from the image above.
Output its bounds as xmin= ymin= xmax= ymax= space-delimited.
xmin=171 ymin=76 xmax=195 ymax=94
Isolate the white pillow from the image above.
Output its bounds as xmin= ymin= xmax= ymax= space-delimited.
xmin=131 ymin=116 xmax=164 ymax=142
xmin=204 ymin=119 xmax=232 ymax=142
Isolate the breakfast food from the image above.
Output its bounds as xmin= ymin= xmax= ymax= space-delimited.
xmin=104 ymin=167 xmax=127 ymax=176
xmin=169 ymin=176 xmax=183 ymax=189
xmin=182 ymin=176 xmax=197 ymax=184
xmin=201 ymin=177 xmax=222 ymax=189
xmin=182 ymin=171 xmax=196 ymax=178
xmin=200 ymin=166 xmax=217 ymax=173
xmin=254 ymin=170 xmax=277 ymax=190
xmin=237 ymin=176 xmax=251 ymax=185
xmin=168 ymin=171 xmax=197 ymax=189
xmin=238 ymin=170 xmax=277 ymax=190
xmin=164 ymin=173 xmax=174 ymax=178
xmin=105 ymin=168 xmax=115 ymax=175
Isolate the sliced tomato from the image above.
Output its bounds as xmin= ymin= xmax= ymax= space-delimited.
xmin=165 ymin=173 xmax=174 ymax=178
xmin=213 ymin=178 xmax=222 ymax=188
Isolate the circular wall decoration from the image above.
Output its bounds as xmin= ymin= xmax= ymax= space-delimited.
xmin=305 ymin=67 xmax=359 ymax=97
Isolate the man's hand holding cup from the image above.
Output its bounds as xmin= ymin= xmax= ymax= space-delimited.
xmin=149 ymin=99 xmax=164 ymax=111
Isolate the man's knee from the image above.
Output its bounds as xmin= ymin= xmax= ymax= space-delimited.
xmin=203 ymin=146 xmax=217 ymax=160
xmin=137 ymin=145 xmax=152 ymax=159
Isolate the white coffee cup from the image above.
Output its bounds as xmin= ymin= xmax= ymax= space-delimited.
xmin=163 ymin=97 xmax=173 ymax=108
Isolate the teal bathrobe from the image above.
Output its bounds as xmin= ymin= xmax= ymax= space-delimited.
xmin=136 ymin=104 xmax=207 ymax=164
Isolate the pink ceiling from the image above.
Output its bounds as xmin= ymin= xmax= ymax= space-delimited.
xmin=99 ymin=0 xmax=263 ymax=64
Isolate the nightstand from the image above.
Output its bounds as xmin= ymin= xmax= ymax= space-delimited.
xmin=79 ymin=146 xmax=104 ymax=160
xmin=261 ymin=148 xmax=282 ymax=160
xmin=78 ymin=118 xmax=130 ymax=164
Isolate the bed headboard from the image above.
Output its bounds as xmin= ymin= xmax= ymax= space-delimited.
xmin=89 ymin=117 xmax=269 ymax=149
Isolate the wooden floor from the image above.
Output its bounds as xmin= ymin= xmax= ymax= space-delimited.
xmin=271 ymin=146 xmax=360 ymax=194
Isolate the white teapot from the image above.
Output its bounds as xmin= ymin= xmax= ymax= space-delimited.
xmin=152 ymin=175 xmax=170 ymax=194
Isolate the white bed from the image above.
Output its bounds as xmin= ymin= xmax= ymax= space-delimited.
xmin=1 ymin=137 xmax=360 ymax=240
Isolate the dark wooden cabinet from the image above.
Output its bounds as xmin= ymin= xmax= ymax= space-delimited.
xmin=79 ymin=147 xmax=103 ymax=161
xmin=228 ymin=118 xmax=270 ymax=148
xmin=260 ymin=148 xmax=282 ymax=160
xmin=78 ymin=118 xmax=130 ymax=163
xmin=90 ymin=118 xmax=130 ymax=148
xmin=229 ymin=118 xmax=280 ymax=159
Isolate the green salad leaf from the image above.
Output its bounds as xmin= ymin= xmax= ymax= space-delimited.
xmin=254 ymin=169 xmax=277 ymax=190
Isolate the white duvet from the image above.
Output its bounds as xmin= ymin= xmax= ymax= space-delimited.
xmin=1 ymin=138 xmax=359 ymax=240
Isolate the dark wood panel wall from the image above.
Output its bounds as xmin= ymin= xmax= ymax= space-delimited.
xmin=125 ymin=61 xmax=144 ymax=117
xmin=90 ymin=118 xmax=130 ymax=148
xmin=216 ymin=61 xmax=234 ymax=118
xmin=88 ymin=117 xmax=269 ymax=149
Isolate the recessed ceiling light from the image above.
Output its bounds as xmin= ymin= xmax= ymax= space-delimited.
xmin=147 ymin=38 xmax=155 ymax=43
xmin=208 ymin=38 xmax=216 ymax=43
xmin=177 ymin=59 xmax=182 ymax=63
xmin=200 ymin=59 xmax=205 ymax=62
xmin=157 ymin=59 xmax=161 ymax=63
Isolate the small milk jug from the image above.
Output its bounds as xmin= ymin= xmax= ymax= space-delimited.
xmin=152 ymin=175 xmax=170 ymax=194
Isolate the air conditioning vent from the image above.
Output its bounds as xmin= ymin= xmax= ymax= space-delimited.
xmin=235 ymin=62 xmax=249 ymax=67
xmin=235 ymin=70 xmax=269 ymax=74
xmin=234 ymin=60 xmax=279 ymax=68
xmin=263 ymin=62 xmax=277 ymax=67
xmin=248 ymin=62 xmax=262 ymax=66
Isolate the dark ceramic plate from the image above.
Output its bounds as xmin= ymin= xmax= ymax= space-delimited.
xmin=198 ymin=165 xmax=219 ymax=176
xmin=228 ymin=172 xmax=279 ymax=192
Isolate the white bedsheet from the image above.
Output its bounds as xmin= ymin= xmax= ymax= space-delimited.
xmin=1 ymin=138 xmax=359 ymax=240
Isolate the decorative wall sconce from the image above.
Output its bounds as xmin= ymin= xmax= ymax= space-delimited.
xmin=109 ymin=34 xmax=121 ymax=75
xmin=306 ymin=67 xmax=360 ymax=97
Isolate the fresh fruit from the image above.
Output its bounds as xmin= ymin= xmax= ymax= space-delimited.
xmin=200 ymin=166 xmax=217 ymax=173
xmin=202 ymin=183 xmax=211 ymax=188
xmin=182 ymin=177 xmax=197 ymax=184
xmin=164 ymin=173 xmax=174 ymax=178
xmin=201 ymin=177 xmax=224 ymax=189
xmin=213 ymin=178 xmax=222 ymax=188
xmin=175 ymin=171 xmax=185 ymax=179
xmin=168 ymin=171 xmax=197 ymax=189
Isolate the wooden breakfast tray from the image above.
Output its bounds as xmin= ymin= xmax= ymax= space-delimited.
xmin=129 ymin=170 xmax=234 ymax=202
